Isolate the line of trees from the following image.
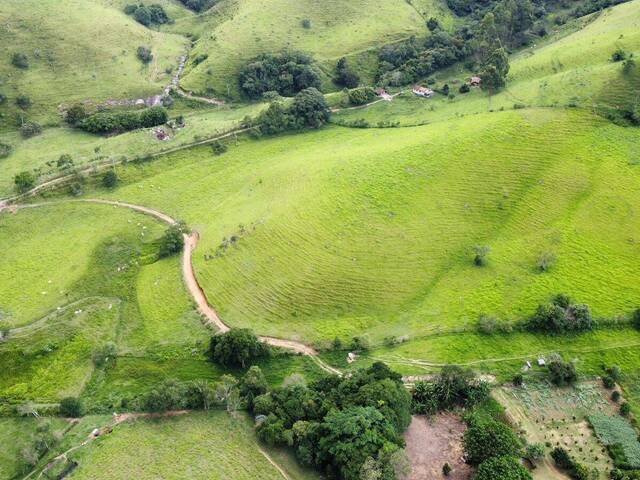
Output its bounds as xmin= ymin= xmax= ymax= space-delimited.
xmin=252 ymin=87 xmax=330 ymax=135
xmin=79 ymin=106 xmax=168 ymax=134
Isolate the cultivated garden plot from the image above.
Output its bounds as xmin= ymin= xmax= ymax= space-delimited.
xmin=495 ymin=382 xmax=622 ymax=479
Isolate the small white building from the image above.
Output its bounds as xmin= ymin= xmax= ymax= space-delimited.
xmin=537 ymin=357 xmax=546 ymax=367
xmin=412 ymin=85 xmax=434 ymax=98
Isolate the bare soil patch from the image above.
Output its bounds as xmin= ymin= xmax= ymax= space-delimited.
xmin=404 ymin=413 xmax=473 ymax=480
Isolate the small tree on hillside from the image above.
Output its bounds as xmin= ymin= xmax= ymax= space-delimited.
xmin=136 ymin=46 xmax=153 ymax=64
xmin=290 ymin=87 xmax=331 ymax=128
xmin=66 ymin=104 xmax=87 ymax=126
xmin=11 ymin=52 xmax=29 ymax=69
xmin=59 ymin=397 xmax=82 ymax=417
xmin=547 ymin=356 xmax=577 ymax=386
xmin=158 ymin=223 xmax=185 ymax=258
xmin=14 ymin=171 xmax=35 ymax=193
xmin=16 ymin=94 xmax=31 ymax=110
xmin=102 ymin=169 xmax=118 ymax=189
xmin=208 ymin=328 xmax=270 ymax=368
xmin=481 ymin=48 xmax=510 ymax=92
xmin=474 ymin=245 xmax=490 ymax=266
xmin=335 ymin=57 xmax=360 ymax=88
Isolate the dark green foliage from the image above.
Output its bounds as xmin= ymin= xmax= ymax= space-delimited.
xmin=447 ymin=0 xmax=493 ymax=16
xmin=208 ymin=328 xmax=270 ymax=368
xmin=140 ymin=379 xmax=186 ymax=412
xmin=443 ymin=462 xmax=452 ymax=476
xmin=459 ymin=83 xmax=470 ymax=93
xmin=255 ymin=102 xmax=294 ymax=135
xmin=474 ymin=245 xmax=490 ymax=266
xmin=603 ymin=375 xmax=616 ymax=389
xmin=126 ymin=4 xmax=171 ymax=26
xmin=612 ymin=391 xmax=622 ymax=402
xmin=239 ymin=52 xmax=321 ymax=99
xmin=59 ymin=397 xmax=83 ymax=417
xmin=481 ymin=47 xmax=510 ymax=92
xmin=20 ymin=121 xmax=42 ymax=138
xmin=192 ymin=53 xmax=209 ymax=66
xmin=0 ymin=92 xmax=5 ymax=104
xmin=290 ymin=88 xmax=330 ymax=128
xmin=547 ymin=357 xmax=577 ymax=386
xmin=427 ymin=17 xmax=441 ymax=31
xmin=632 ymin=309 xmax=640 ymax=330
xmin=526 ymin=295 xmax=594 ymax=333
xmin=211 ymin=140 xmax=227 ymax=155
xmin=335 ymin=57 xmax=360 ymax=88
xmin=158 ymin=223 xmax=185 ymax=258
xmin=56 ymin=154 xmax=74 ymax=169
xmin=0 ymin=143 xmax=12 ymax=159
xmin=612 ymin=48 xmax=629 ymax=62
xmin=348 ymin=87 xmax=376 ymax=106
xmin=611 ymin=468 xmax=640 ymax=480
xmin=137 ymin=46 xmax=153 ymax=64
xmin=255 ymin=362 xmax=410 ymax=480
xmin=239 ymin=366 xmax=268 ymax=409
xmin=178 ymin=0 xmax=217 ymax=12
xmin=102 ymin=169 xmax=118 ymax=189
xmin=81 ymin=106 xmax=168 ymax=134
xmin=302 ymin=19 xmax=312 ymax=29
xmin=551 ymin=447 xmax=591 ymax=480
xmin=11 ymin=52 xmax=29 ymax=69
xmin=16 ymin=94 xmax=31 ymax=109
xmin=620 ymin=402 xmax=631 ymax=417
xmin=412 ymin=366 xmax=489 ymax=414
xmin=475 ymin=456 xmax=532 ymax=480
xmin=14 ymin=171 xmax=36 ymax=193
xmin=65 ymin=104 xmax=87 ymax=126
xmin=463 ymin=415 xmax=522 ymax=465
xmin=513 ymin=374 xmax=523 ymax=386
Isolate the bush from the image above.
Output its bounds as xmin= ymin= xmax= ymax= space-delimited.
xmin=208 ymin=328 xmax=270 ymax=368
xmin=348 ymin=87 xmax=376 ymax=106
xmin=20 ymin=121 xmax=42 ymax=138
xmin=211 ymin=140 xmax=227 ymax=155
xmin=537 ymin=251 xmax=557 ymax=272
xmin=612 ymin=391 xmax=622 ymax=402
xmin=12 ymin=52 xmax=29 ymax=69
xmin=548 ymin=357 xmax=577 ymax=386
xmin=473 ymin=245 xmax=490 ymax=266
xmin=158 ymin=223 xmax=185 ymax=258
xmin=464 ymin=417 xmax=522 ymax=465
xmin=443 ymin=462 xmax=452 ymax=476
xmin=620 ymin=402 xmax=631 ymax=417
xmin=81 ymin=107 xmax=167 ymax=134
xmin=413 ymin=366 xmax=489 ymax=414
xmin=177 ymin=0 xmax=216 ymax=12
xmin=632 ymin=309 xmax=640 ymax=330
xmin=102 ymin=170 xmax=118 ymax=189
xmin=289 ymin=88 xmax=330 ymax=128
xmin=302 ymin=19 xmax=311 ymax=29
xmin=335 ymin=57 xmax=360 ymax=88
xmin=137 ymin=46 xmax=153 ymax=64
xmin=240 ymin=52 xmax=321 ymax=99
xmin=66 ymin=104 xmax=87 ymax=126
xmin=16 ymin=94 xmax=31 ymax=110
xmin=126 ymin=4 xmax=171 ymax=26
xmin=612 ymin=48 xmax=629 ymax=62
xmin=513 ymin=374 xmax=523 ymax=387
xmin=459 ymin=83 xmax=470 ymax=93
xmin=0 ymin=143 xmax=12 ymax=159
xmin=475 ymin=456 xmax=532 ymax=480
xmin=603 ymin=375 xmax=616 ymax=389
xmin=14 ymin=171 xmax=36 ymax=193
xmin=59 ymin=397 xmax=82 ymax=417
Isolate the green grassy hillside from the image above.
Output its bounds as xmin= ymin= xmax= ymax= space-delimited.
xmin=176 ymin=0 xmax=455 ymax=99
xmin=88 ymin=107 xmax=640 ymax=345
xmin=0 ymin=0 xmax=187 ymax=127
xmin=334 ymin=0 xmax=640 ymax=126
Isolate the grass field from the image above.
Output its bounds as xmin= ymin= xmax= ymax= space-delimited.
xmin=176 ymin=0 xmax=455 ymax=99
xmin=0 ymin=0 xmax=187 ymax=128
xmin=333 ymin=1 xmax=640 ymax=126
xmin=68 ymin=411 xmax=318 ymax=480
xmin=80 ymin=107 xmax=640 ymax=346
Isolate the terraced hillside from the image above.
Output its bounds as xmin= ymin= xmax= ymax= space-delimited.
xmin=334 ymin=0 xmax=640 ymax=126
xmin=0 ymin=0 xmax=187 ymax=127
xmin=176 ymin=0 xmax=455 ymax=99
xmin=89 ymin=107 xmax=640 ymax=345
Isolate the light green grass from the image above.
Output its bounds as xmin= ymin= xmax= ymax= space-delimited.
xmin=68 ymin=411 xmax=316 ymax=480
xmin=0 ymin=0 xmax=187 ymax=127
xmin=177 ymin=0 xmax=455 ymax=98
xmin=86 ymin=108 xmax=640 ymax=345
xmin=333 ymin=0 xmax=640 ymax=126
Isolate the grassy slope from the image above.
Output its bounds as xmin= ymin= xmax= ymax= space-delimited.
xmin=68 ymin=412 xmax=317 ymax=480
xmin=176 ymin=0 xmax=455 ymax=98
xmin=333 ymin=0 xmax=640 ymax=126
xmin=0 ymin=0 xmax=186 ymax=127
xmin=88 ymin=107 xmax=640 ymax=345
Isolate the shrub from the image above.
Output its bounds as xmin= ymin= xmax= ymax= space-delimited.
xmin=526 ymin=295 xmax=594 ymax=333
xmin=92 ymin=342 xmax=117 ymax=367
xmin=59 ymin=397 xmax=82 ymax=417
xmin=612 ymin=391 xmax=621 ymax=402
xmin=442 ymin=462 xmax=451 ymax=476
xmin=102 ymin=169 xmax=118 ymax=189
xmin=65 ymin=104 xmax=87 ymax=126
xmin=478 ymin=314 xmax=513 ymax=334
xmin=632 ymin=309 xmax=640 ymax=330
xmin=11 ymin=52 xmax=29 ymax=69
xmin=302 ymin=19 xmax=311 ymax=29
xmin=473 ymin=245 xmax=490 ymax=266
xmin=335 ymin=57 xmax=360 ymax=88
xmin=20 ymin=121 xmax=42 ymax=138
xmin=16 ymin=94 xmax=31 ymax=109
xmin=137 ymin=46 xmax=153 ymax=64
xmin=525 ymin=443 xmax=545 ymax=462
xmin=459 ymin=83 xmax=470 ymax=93
xmin=413 ymin=366 xmax=489 ymax=414
xmin=612 ymin=48 xmax=628 ymax=62
xmin=0 ymin=143 xmax=12 ymax=159
xmin=603 ymin=376 xmax=616 ymax=389
xmin=240 ymin=52 xmax=321 ymax=99
xmin=158 ymin=223 xmax=185 ymax=258
xmin=14 ymin=171 xmax=36 ymax=193
xmin=547 ymin=357 xmax=577 ymax=386
xmin=464 ymin=417 xmax=522 ymax=465
xmin=208 ymin=328 xmax=270 ymax=368
xmin=513 ymin=374 xmax=523 ymax=387
xmin=211 ymin=140 xmax=227 ymax=155
xmin=475 ymin=456 xmax=532 ymax=480
xmin=126 ymin=4 xmax=171 ymax=26
xmin=177 ymin=0 xmax=216 ymax=12
xmin=537 ymin=251 xmax=557 ymax=272
xmin=348 ymin=87 xmax=376 ymax=106
xmin=56 ymin=154 xmax=74 ymax=169
xmin=620 ymin=402 xmax=631 ymax=417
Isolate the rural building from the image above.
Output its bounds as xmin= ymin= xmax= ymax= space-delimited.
xmin=470 ymin=76 xmax=482 ymax=87
xmin=412 ymin=86 xmax=434 ymax=98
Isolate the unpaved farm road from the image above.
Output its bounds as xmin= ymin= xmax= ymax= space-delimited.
xmin=3 ymin=198 xmax=340 ymax=375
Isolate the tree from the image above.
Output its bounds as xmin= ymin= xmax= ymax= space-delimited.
xmin=547 ymin=357 xmax=577 ymax=386
xmin=427 ymin=17 xmax=441 ymax=31
xmin=481 ymin=48 xmax=510 ymax=92
xmin=59 ymin=397 xmax=82 ymax=417
xmin=12 ymin=52 xmax=29 ymax=69
xmin=612 ymin=48 xmax=628 ymax=62
xmin=443 ymin=462 xmax=452 ymax=476
xmin=14 ymin=171 xmax=35 ymax=193
xmin=137 ymin=46 xmax=153 ymax=64
xmin=335 ymin=57 xmax=360 ymax=88
xmin=158 ymin=223 xmax=185 ymax=258
xmin=537 ymin=251 xmax=556 ymax=272
xmin=290 ymin=88 xmax=331 ymax=128
xmin=16 ymin=94 xmax=31 ymax=110
xmin=348 ymin=87 xmax=376 ymax=106
xmin=208 ymin=328 xmax=270 ymax=368
xmin=474 ymin=245 xmax=490 ymax=266
xmin=142 ymin=379 xmax=186 ymax=412
xmin=0 ymin=143 xmax=12 ymax=159
xmin=240 ymin=366 xmax=268 ymax=409
xmin=475 ymin=456 xmax=532 ymax=480
xmin=66 ymin=104 xmax=87 ymax=126
xmin=102 ymin=169 xmax=118 ymax=189
xmin=464 ymin=417 xmax=522 ymax=465
xmin=620 ymin=402 xmax=631 ymax=417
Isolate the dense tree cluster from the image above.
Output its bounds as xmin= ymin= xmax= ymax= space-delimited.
xmin=547 ymin=356 xmax=577 ymax=386
xmin=254 ymin=87 xmax=330 ymax=134
xmin=254 ymin=362 xmax=411 ymax=480
xmin=348 ymin=87 xmax=376 ymax=106
xmin=177 ymin=0 xmax=217 ymax=12
xmin=239 ymin=52 xmax=321 ymax=99
xmin=464 ymin=414 xmax=523 ymax=465
xmin=208 ymin=328 xmax=270 ymax=368
xmin=124 ymin=4 xmax=171 ymax=26
xmin=335 ymin=57 xmax=360 ymax=88
xmin=475 ymin=455 xmax=532 ymax=480
xmin=525 ymin=294 xmax=594 ymax=333
xmin=80 ymin=106 xmax=168 ymax=134
xmin=412 ymin=366 xmax=489 ymax=415
xmin=551 ymin=447 xmax=594 ymax=479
